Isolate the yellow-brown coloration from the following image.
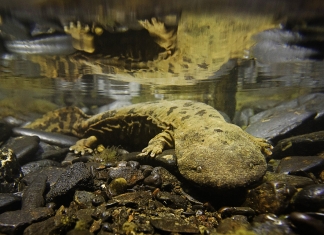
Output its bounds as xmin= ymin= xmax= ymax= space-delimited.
xmin=26 ymin=100 xmax=272 ymax=190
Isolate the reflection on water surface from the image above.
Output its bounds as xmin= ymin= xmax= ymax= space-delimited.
xmin=0 ymin=0 xmax=324 ymax=124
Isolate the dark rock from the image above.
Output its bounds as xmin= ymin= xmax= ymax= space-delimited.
xmin=243 ymin=181 xmax=296 ymax=214
xmin=233 ymin=108 xmax=255 ymax=127
xmin=106 ymin=178 xmax=128 ymax=197
xmin=0 ymin=148 xmax=23 ymax=193
xmin=263 ymin=172 xmax=314 ymax=188
xmin=0 ymin=207 xmax=54 ymax=234
xmin=13 ymin=127 xmax=78 ymax=147
xmin=272 ymin=131 xmax=324 ymax=159
xmin=108 ymin=166 xmax=144 ymax=186
xmin=218 ymin=207 xmax=255 ymax=219
xmin=21 ymin=159 xmax=61 ymax=176
xmin=112 ymin=191 xmax=152 ymax=208
xmin=155 ymin=191 xmax=187 ymax=209
xmin=150 ymin=217 xmax=199 ymax=233
xmin=150 ymin=167 xmax=181 ymax=191
xmin=143 ymin=172 xmax=162 ymax=187
xmin=22 ymin=166 xmax=65 ymax=187
xmin=74 ymin=191 xmax=105 ymax=208
xmin=291 ymin=184 xmax=324 ymax=211
xmin=246 ymin=109 xmax=316 ymax=144
xmin=38 ymin=142 xmax=69 ymax=161
xmin=216 ymin=215 xmax=250 ymax=234
xmin=289 ymin=212 xmax=324 ymax=235
xmin=61 ymin=152 xmax=92 ymax=166
xmin=22 ymin=173 xmax=47 ymax=210
xmin=252 ymin=220 xmax=297 ymax=235
xmin=0 ymin=121 xmax=12 ymax=145
xmin=0 ymin=193 xmax=21 ymax=213
xmin=276 ymin=156 xmax=324 ymax=175
xmin=46 ymin=162 xmax=93 ymax=202
xmin=246 ymin=93 xmax=324 ymax=144
xmin=3 ymin=136 xmax=40 ymax=165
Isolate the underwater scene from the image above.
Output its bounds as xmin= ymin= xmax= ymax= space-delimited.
xmin=0 ymin=0 xmax=324 ymax=234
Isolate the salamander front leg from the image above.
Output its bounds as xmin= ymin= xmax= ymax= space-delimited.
xmin=138 ymin=130 xmax=174 ymax=157
xmin=69 ymin=136 xmax=98 ymax=155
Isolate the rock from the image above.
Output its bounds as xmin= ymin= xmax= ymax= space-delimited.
xmin=13 ymin=127 xmax=78 ymax=147
xmin=74 ymin=191 xmax=105 ymax=208
xmin=22 ymin=166 xmax=66 ymax=187
xmin=291 ymin=184 xmax=324 ymax=211
xmin=155 ymin=191 xmax=187 ymax=209
xmin=243 ymin=182 xmax=296 ymax=214
xmin=21 ymin=173 xmax=47 ymax=210
xmin=46 ymin=162 xmax=94 ymax=202
xmin=216 ymin=215 xmax=250 ymax=234
xmin=0 ymin=148 xmax=23 ymax=193
xmin=218 ymin=207 xmax=255 ymax=219
xmin=288 ymin=212 xmax=324 ymax=235
xmin=21 ymin=159 xmax=61 ymax=176
xmin=263 ymin=172 xmax=314 ymax=188
xmin=246 ymin=109 xmax=316 ymax=144
xmin=112 ymin=191 xmax=152 ymax=208
xmin=272 ymin=131 xmax=324 ymax=159
xmin=108 ymin=166 xmax=144 ymax=186
xmin=0 ymin=193 xmax=21 ymax=213
xmin=150 ymin=217 xmax=200 ymax=233
xmin=276 ymin=156 xmax=324 ymax=175
xmin=0 ymin=121 xmax=12 ymax=145
xmin=0 ymin=207 xmax=54 ymax=234
xmin=3 ymin=136 xmax=40 ymax=165
xmin=106 ymin=178 xmax=128 ymax=197
xmin=246 ymin=93 xmax=324 ymax=144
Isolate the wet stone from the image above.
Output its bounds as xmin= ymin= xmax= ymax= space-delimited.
xmin=155 ymin=191 xmax=187 ymax=209
xmin=74 ymin=190 xmax=105 ymax=208
xmin=0 ymin=193 xmax=21 ymax=213
xmin=263 ymin=172 xmax=314 ymax=188
xmin=0 ymin=148 xmax=23 ymax=193
xmin=252 ymin=220 xmax=297 ymax=235
xmin=276 ymin=156 xmax=324 ymax=175
xmin=0 ymin=207 xmax=54 ymax=234
xmin=106 ymin=178 xmax=128 ymax=197
xmin=3 ymin=136 xmax=40 ymax=165
xmin=291 ymin=184 xmax=324 ymax=211
xmin=13 ymin=127 xmax=79 ymax=147
xmin=38 ymin=142 xmax=69 ymax=161
xmin=21 ymin=159 xmax=61 ymax=175
xmin=272 ymin=131 xmax=324 ymax=159
xmin=216 ymin=215 xmax=250 ymax=234
xmin=21 ymin=173 xmax=47 ymax=210
xmin=246 ymin=93 xmax=324 ymax=144
xmin=22 ymin=166 xmax=66 ymax=187
xmin=243 ymin=181 xmax=296 ymax=214
xmin=0 ymin=121 xmax=12 ymax=145
xmin=112 ymin=191 xmax=152 ymax=208
xmin=108 ymin=166 xmax=144 ymax=186
xmin=150 ymin=217 xmax=199 ymax=233
xmin=246 ymin=109 xmax=316 ymax=144
xmin=218 ymin=207 xmax=255 ymax=219
xmin=288 ymin=212 xmax=324 ymax=235
xmin=46 ymin=162 xmax=94 ymax=202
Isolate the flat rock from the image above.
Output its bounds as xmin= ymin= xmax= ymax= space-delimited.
xmin=276 ymin=156 xmax=324 ymax=174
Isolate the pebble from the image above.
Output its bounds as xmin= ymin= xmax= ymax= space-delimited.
xmin=46 ymin=162 xmax=94 ymax=202
xmin=276 ymin=156 xmax=324 ymax=174
xmin=291 ymin=184 xmax=324 ymax=211
xmin=21 ymin=159 xmax=61 ymax=175
xmin=289 ymin=212 xmax=324 ymax=235
xmin=263 ymin=172 xmax=315 ymax=188
xmin=13 ymin=127 xmax=78 ymax=147
xmin=272 ymin=131 xmax=324 ymax=159
xmin=3 ymin=136 xmax=40 ymax=165
xmin=243 ymin=181 xmax=296 ymax=214
xmin=0 ymin=193 xmax=21 ymax=213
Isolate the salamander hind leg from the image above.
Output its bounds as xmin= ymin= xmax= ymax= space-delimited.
xmin=138 ymin=130 xmax=174 ymax=157
xmin=70 ymin=136 xmax=98 ymax=155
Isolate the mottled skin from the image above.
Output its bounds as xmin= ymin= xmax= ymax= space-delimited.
xmin=26 ymin=100 xmax=272 ymax=190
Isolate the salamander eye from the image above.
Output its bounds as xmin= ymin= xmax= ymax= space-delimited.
xmin=196 ymin=166 xmax=202 ymax=173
